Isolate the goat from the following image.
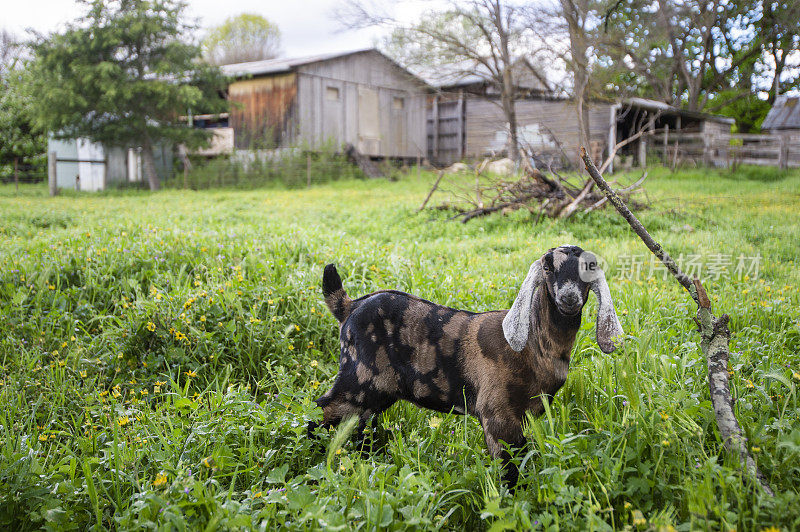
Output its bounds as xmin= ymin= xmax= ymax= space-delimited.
xmin=310 ymin=245 xmax=624 ymax=486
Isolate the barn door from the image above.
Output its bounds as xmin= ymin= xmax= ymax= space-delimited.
xmin=358 ymin=87 xmax=380 ymax=155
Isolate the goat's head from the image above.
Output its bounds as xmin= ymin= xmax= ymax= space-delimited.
xmin=502 ymin=245 xmax=624 ymax=354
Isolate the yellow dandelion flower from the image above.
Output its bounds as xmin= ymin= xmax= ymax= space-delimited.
xmin=271 ymin=316 xmax=277 ymax=322
xmin=202 ymin=456 xmax=216 ymax=468
xmin=200 ymin=315 xmax=206 ymax=322
xmin=268 ymin=299 xmax=274 ymax=305
xmin=793 ymin=372 xmax=800 ymax=381
xmin=48 ymin=284 xmax=55 ymax=290
xmin=185 ymin=370 xmax=197 ymax=378
xmin=632 ymin=509 xmax=646 ymax=526
xmin=38 ymin=434 xmax=48 ymax=442
xmin=140 ymin=389 xmax=148 ymax=396
xmin=146 ymin=322 xmax=156 ymax=332
xmin=752 ymin=446 xmax=761 ymax=452
xmin=661 ymin=439 xmax=670 ymax=446
xmin=287 ymin=345 xmax=294 ymax=351
xmin=310 ymin=360 xmax=318 ymax=368
xmin=80 ymin=371 xmax=87 ymax=378
xmin=153 ymin=473 xmax=167 ymax=488
xmin=429 ymin=416 xmax=442 ymax=429
xmin=746 ymin=379 xmax=755 ymax=389
xmin=311 ymin=380 xmax=320 ymax=390
xmin=295 ymin=325 xmax=300 ymax=332
xmin=117 ymin=416 xmax=130 ymax=427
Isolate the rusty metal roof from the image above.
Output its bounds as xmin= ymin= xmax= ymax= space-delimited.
xmin=762 ymin=95 xmax=800 ymax=130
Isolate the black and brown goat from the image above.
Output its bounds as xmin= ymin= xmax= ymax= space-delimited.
xmin=311 ymin=245 xmax=624 ymax=486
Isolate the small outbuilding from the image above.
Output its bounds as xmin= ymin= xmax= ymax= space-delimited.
xmin=47 ymin=137 xmax=172 ymax=191
xmin=220 ymin=49 xmax=429 ymax=159
xmin=762 ymin=95 xmax=800 ymax=135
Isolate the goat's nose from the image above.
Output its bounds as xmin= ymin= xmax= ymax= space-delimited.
xmin=562 ymin=292 xmax=579 ymax=306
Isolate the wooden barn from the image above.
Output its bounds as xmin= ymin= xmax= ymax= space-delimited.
xmin=220 ymin=49 xmax=428 ymax=158
xmin=427 ymin=76 xmax=734 ymax=169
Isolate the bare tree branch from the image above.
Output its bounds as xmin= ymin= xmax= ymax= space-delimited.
xmin=580 ymin=146 xmax=774 ymax=496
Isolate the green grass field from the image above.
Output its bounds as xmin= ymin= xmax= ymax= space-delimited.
xmin=1 ymin=166 xmax=799 ymax=531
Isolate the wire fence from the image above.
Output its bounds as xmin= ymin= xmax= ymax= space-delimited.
xmin=167 ymin=148 xmax=392 ymax=190
xmin=0 ymin=161 xmax=47 ymax=187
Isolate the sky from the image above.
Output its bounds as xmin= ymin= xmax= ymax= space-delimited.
xmin=2 ymin=0 xmax=435 ymax=58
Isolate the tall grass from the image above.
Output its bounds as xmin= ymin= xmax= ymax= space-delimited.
xmin=169 ymin=140 xmax=366 ymax=190
xmin=0 ymin=166 xmax=799 ymax=530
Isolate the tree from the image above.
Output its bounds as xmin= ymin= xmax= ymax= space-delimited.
xmin=557 ymin=0 xmax=596 ymax=156
xmin=759 ymin=0 xmax=800 ymax=103
xmin=0 ymin=30 xmax=46 ymax=179
xmin=203 ymin=13 xmax=281 ymax=65
xmin=595 ymin=0 xmax=772 ymax=112
xmin=341 ymin=0 xmax=532 ymax=163
xmin=24 ymin=0 xmax=228 ymax=190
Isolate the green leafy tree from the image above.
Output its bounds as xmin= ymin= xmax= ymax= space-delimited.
xmin=25 ymin=0 xmax=228 ymax=191
xmin=203 ymin=13 xmax=281 ymax=65
xmin=0 ymin=31 xmax=46 ymax=179
xmin=759 ymin=0 xmax=800 ymax=103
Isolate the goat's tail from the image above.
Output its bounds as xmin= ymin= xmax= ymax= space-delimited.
xmin=323 ymin=264 xmax=352 ymax=323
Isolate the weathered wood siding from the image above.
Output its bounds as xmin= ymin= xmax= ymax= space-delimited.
xmin=462 ymin=97 xmax=614 ymax=164
xmin=228 ymin=73 xmax=298 ymax=149
xmin=296 ymin=51 xmax=426 ymax=158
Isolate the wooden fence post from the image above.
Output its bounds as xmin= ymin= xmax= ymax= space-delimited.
xmin=778 ymin=135 xmax=788 ymax=170
xmin=48 ymin=151 xmax=57 ymax=196
xmin=432 ymin=95 xmax=440 ymax=164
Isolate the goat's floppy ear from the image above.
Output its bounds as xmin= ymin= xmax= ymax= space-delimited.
xmin=588 ymin=267 xmax=624 ymax=353
xmin=503 ymin=260 xmax=544 ymax=352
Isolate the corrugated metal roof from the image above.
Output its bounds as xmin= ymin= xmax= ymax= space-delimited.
xmin=220 ymin=48 xmax=373 ymax=78
xmin=623 ymin=97 xmax=735 ymax=125
xmin=418 ymin=57 xmax=550 ymax=91
xmin=762 ymin=95 xmax=800 ymax=130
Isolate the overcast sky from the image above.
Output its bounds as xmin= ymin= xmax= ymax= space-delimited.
xmin=2 ymin=0 xmax=435 ymax=57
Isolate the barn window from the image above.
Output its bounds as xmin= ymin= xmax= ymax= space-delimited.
xmin=393 ymin=97 xmax=405 ymax=110
xmin=326 ymin=86 xmax=340 ymax=101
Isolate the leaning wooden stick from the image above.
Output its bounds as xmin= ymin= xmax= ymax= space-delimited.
xmin=580 ymin=147 xmax=774 ymax=496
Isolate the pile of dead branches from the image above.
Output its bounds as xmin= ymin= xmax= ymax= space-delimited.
xmin=418 ymin=157 xmax=647 ymax=223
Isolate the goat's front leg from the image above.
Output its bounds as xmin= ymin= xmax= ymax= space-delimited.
xmin=480 ymin=415 xmax=526 ymax=489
